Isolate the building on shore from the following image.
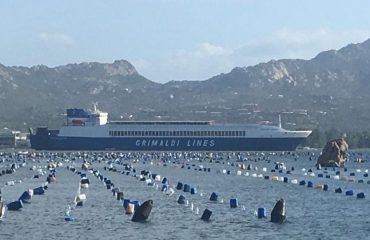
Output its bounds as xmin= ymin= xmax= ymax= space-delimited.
xmin=0 ymin=128 xmax=29 ymax=148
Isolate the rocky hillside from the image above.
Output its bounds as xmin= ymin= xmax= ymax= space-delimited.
xmin=1 ymin=39 xmax=370 ymax=132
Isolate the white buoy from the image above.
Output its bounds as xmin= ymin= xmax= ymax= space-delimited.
xmin=167 ymin=188 xmax=175 ymax=196
xmin=262 ymin=168 xmax=267 ymax=172
xmin=200 ymin=192 xmax=204 ymax=197
xmin=245 ymin=172 xmax=249 ymax=176
xmin=291 ymin=179 xmax=298 ymax=184
xmin=333 ymin=175 xmax=340 ymax=180
xmin=251 ymin=173 xmax=257 ymax=177
xmin=191 ymin=202 xmax=194 ymax=211
xmin=196 ymin=207 xmax=199 ymax=215
xmin=237 ymin=170 xmax=242 ymax=176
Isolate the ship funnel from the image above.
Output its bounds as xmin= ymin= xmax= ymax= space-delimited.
xmin=278 ymin=115 xmax=282 ymax=128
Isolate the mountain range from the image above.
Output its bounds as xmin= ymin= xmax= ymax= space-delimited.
xmin=1 ymin=39 xmax=370 ymax=132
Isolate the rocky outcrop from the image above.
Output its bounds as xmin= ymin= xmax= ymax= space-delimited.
xmin=316 ymin=138 xmax=349 ymax=167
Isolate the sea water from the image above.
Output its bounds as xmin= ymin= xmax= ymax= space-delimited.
xmin=0 ymin=151 xmax=369 ymax=240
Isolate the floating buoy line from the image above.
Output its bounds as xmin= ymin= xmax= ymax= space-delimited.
xmin=1 ymin=150 xmax=369 ymax=224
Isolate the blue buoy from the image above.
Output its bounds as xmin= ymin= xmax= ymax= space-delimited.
xmin=344 ymin=168 xmax=348 ymax=172
xmin=123 ymin=199 xmax=131 ymax=209
xmin=80 ymin=178 xmax=90 ymax=184
xmin=162 ymin=177 xmax=168 ymax=185
xmin=364 ymin=173 xmax=369 ymax=178
xmin=116 ymin=191 xmax=124 ymax=200
xmin=106 ymin=184 xmax=111 ymax=190
xmin=350 ymin=173 xmax=355 ymax=176
xmin=323 ymin=184 xmax=328 ymax=191
xmin=271 ymin=169 xmax=276 ymax=173
xmin=345 ymin=190 xmax=354 ymax=196
xmin=264 ymin=176 xmax=270 ymax=180
xmin=183 ymin=184 xmax=191 ymax=193
xmin=131 ymin=200 xmax=141 ymax=210
xmin=161 ymin=184 xmax=168 ymax=192
xmin=33 ymin=186 xmax=45 ymax=195
xmin=230 ymin=198 xmax=238 ymax=208
xmin=258 ymin=208 xmax=266 ymax=218
xmin=357 ymin=192 xmax=365 ymax=199
xmin=307 ymin=181 xmax=313 ymax=188
xmin=335 ymin=171 xmax=340 ymax=175
xmin=326 ymin=175 xmax=330 ymax=179
xmin=209 ymin=192 xmax=218 ymax=202
xmin=283 ymin=177 xmax=288 ymax=183
xmin=7 ymin=200 xmax=23 ymax=210
xmin=286 ymin=170 xmax=291 ymax=174
xmin=177 ymin=195 xmax=186 ymax=204
xmin=318 ymin=174 xmax=323 ymax=178
xmin=65 ymin=216 xmax=75 ymax=222
xmin=80 ymin=173 xmax=86 ymax=178
xmin=358 ymin=179 xmax=364 ymax=183
xmin=207 ymin=168 xmax=211 ymax=172
xmin=176 ymin=182 xmax=183 ymax=190
xmin=335 ymin=188 xmax=342 ymax=193
xmin=190 ymin=187 xmax=197 ymax=194
xmin=299 ymin=180 xmax=306 ymax=186
xmin=19 ymin=191 xmax=32 ymax=203
xmin=201 ymin=209 xmax=212 ymax=221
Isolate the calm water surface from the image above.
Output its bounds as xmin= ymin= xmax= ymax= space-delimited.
xmin=0 ymin=151 xmax=369 ymax=240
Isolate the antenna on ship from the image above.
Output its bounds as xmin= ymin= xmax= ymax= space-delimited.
xmin=93 ymin=102 xmax=99 ymax=113
xmin=278 ymin=114 xmax=282 ymax=128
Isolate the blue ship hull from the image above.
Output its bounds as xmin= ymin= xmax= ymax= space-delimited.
xmin=30 ymin=135 xmax=306 ymax=151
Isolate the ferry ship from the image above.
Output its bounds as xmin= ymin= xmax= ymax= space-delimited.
xmin=29 ymin=107 xmax=312 ymax=151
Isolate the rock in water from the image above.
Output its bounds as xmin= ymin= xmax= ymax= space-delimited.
xmin=271 ymin=199 xmax=286 ymax=223
xmin=316 ymin=138 xmax=348 ymax=167
xmin=131 ymin=200 xmax=153 ymax=222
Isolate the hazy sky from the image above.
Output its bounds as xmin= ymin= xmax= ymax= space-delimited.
xmin=1 ymin=0 xmax=370 ymax=83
